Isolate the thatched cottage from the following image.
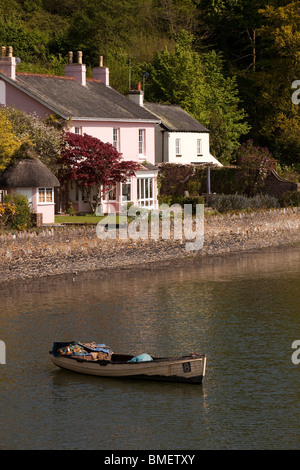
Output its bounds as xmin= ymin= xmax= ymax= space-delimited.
xmin=0 ymin=157 xmax=60 ymax=224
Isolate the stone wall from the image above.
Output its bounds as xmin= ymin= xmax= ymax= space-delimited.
xmin=0 ymin=208 xmax=300 ymax=283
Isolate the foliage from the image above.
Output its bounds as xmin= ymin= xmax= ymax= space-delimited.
xmin=207 ymin=193 xmax=279 ymax=212
xmin=0 ymin=193 xmax=32 ymax=231
xmin=1 ymin=0 xmax=299 ymax=166
xmin=279 ymin=190 xmax=300 ymax=207
xmin=0 ymin=109 xmax=26 ymax=172
xmin=59 ymin=132 xmax=141 ymax=213
xmin=145 ymin=32 xmax=250 ymax=163
xmin=0 ymin=107 xmax=65 ymax=173
xmin=235 ymin=140 xmax=276 ymax=196
xmin=253 ymin=2 xmax=300 ymax=163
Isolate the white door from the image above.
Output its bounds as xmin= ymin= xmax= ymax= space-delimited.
xmin=16 ymin=188 xmax=33 ymax=208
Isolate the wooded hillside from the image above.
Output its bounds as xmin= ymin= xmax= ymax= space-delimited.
xmin=0 ymin=0 xmax=299 ymax=166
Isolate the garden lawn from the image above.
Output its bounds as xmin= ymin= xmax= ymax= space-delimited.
xmin=55 ymin=215 xmax=128 ymax=224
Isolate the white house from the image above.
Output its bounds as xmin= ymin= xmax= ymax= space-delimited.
xmin=128 ymin=87 xmax=222 ymax=166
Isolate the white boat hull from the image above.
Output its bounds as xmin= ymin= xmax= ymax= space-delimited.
xmin=50 ymin=354 xmax=206 ymax=384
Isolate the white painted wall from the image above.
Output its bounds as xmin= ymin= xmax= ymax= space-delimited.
xmin=168 ymin=132 xmax=221 ymax=166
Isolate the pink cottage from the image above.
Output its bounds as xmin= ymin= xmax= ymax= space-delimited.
xmin=0 ymin=156 xmax=60 ymax=224
xmin=0 ymin=48 xmax=160 ymax=214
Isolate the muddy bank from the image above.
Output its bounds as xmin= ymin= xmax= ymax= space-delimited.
xmin=0 ymin=208 xmax=300 ymax=284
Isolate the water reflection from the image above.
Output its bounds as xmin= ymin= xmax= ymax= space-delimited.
xmin=1 ymin=246 xmax=300 ymax=449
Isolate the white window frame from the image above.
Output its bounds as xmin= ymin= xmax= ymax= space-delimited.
xmin=121 ymin=179 xmax=132 ymax=202
xmin=138 ymin=129 xmax=145 ymax=157
xmin=137 ymin=176 xmax=154 ymax=208
xmin=175 ymin=138 xmax=181 ymax=157
xmin=0 ymin=81 xmax=6 ymax=105
xmin=38 ymin=187 xmax=54 ymax=205
xmin=103 ymin=184 xmax=117 ymax=202
xmin=0 ymin=189 xmax=6 ymax=203
xmin=74 ymin=126 xmax=82 ymax=135
xmin=197 ymin=138 xmax=202 ymax=156
xmin=113 ymin=128 xmax=120 ymax=151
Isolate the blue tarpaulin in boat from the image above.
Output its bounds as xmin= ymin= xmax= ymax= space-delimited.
xmin=128 ymin=353 xmax=153 ymax=363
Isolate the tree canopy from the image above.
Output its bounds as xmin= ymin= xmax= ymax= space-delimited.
xmin=0 ymin=0 xmax=299 ymax=168
xmin=60 ymin=132 xmax=141 ymax=213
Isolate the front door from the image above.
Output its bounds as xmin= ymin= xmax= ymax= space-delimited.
xmin=16 ymin=188 xmax=33 ymax=209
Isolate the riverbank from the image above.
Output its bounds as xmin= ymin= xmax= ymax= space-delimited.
xmin=0 ymin=207 xmax=300 ymax=284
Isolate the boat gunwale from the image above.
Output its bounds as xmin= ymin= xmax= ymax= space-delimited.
xmin=50 ymin=352 xmax=205 ymax=366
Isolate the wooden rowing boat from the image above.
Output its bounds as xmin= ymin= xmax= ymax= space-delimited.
xmin=49 ymin=341 xmax=206 ymax=384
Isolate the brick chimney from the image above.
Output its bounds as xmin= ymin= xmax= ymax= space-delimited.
xmin=0 ymin=46 xmax=16 ymax=80
xmin=128 ymin=82 xmax=144 ymax=106
xmin=65 ymin=51 xmax=86 ymax=86
xmin=92 ymin=56 xmax=109 ymax=86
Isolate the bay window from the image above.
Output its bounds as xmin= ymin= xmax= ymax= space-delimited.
xmin=137 ymin=177 xmax=154 ymax=207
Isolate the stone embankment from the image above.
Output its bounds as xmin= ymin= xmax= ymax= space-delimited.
xmin=0 ymin=208 xmax=300 ymax=283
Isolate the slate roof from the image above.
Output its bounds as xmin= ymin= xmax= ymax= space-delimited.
xmin=143 ymin=102 xmax=209 ymax=132
xmin=3 ymin=72 xmax=160 ymax=122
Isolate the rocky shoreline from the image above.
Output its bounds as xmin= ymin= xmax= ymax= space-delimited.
xmin=0 ymin=207 xmax=300 ymax=284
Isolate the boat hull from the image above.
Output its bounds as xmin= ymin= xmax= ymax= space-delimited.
xmin=50 ymin=354 xmax=206 ymax=384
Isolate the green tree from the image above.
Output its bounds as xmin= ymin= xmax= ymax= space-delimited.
xmin=255 ymin=2 xmax=300 ymax=164
xmin=146 ymin=32 xmax=250 ymax=163
xmin=235 ymin=139 xmax=276 ymax=196
xmin=1 ymin=107 xmax=65 ymax=173
xmin=0 ymin=109 xmax=24 ymax=172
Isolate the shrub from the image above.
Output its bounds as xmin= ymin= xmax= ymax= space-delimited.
xmin=280 ymin=191 xmax=300 ymax=207
xmin=1 ymin=193 xmax=32 ymax=231
xmin=207 ymin=193 xmax=279 ymax=213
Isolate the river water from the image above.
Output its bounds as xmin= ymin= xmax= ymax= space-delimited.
xmin=0 ymin=246 xmax=300 ymax=450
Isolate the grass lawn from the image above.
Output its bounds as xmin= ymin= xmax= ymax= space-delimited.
xmin=55 ymin=214 xmax=128 ymax=224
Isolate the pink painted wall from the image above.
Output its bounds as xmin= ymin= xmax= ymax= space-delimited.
xmin=8 ymin=187 xmax=55 ymax=224
xmin=69 ymin=121 xmax=156 ymax=165
xmin=3 ymin=79 xmax=53 ymax=117
xmin=36 ymin=204 xmax=55 ymax=224
xmin=1 ymin=78 xmax=156 ymax=165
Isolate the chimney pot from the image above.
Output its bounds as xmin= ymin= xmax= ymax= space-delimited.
xmin=128 ymin=86 xmax=144 ymax=107
xmin=0 ymin=46 xmax=16 ymax=79
xmin=92 ymin=56 xmax=109 ymax=86
xmin=65 ymin=51 xmax=86 ymax=86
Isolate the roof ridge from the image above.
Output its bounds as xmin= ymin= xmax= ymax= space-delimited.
xmin=17 ymin=72 xmax=75 ymax=80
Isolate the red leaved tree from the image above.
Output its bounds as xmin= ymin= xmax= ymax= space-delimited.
xmin=60 ymin=132 xmax=141 ymax=213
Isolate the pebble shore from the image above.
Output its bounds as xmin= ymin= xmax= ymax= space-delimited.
xmin=1 ymin=208 xmax=300 ymax=284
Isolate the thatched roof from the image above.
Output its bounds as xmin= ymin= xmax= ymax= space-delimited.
xmin=0 ymin=158 xmax=60 ymax=188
